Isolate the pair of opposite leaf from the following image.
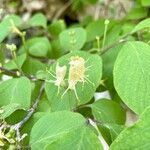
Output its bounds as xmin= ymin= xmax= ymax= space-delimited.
xmin=46 ymin=56 xmax=94 ymax=101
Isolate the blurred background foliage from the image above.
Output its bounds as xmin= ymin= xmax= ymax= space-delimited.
xmin=0 ymin=0 xmax=149 ymax=22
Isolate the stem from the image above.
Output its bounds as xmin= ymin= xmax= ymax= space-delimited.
xmin=20 ymin=32 xmax=28 ymax=54
xmin=102 ymin=20 xmax=110 ymax=49
xmin=100 ymin=33 xmax=130 ymax=55
xmin=100 ymin=39 xmax=127 ymax=55
xmin=96 ymin=36 xmax=100 ymax=49
xmin=12 ymin=83 xmax=45 ymax=148
xmin=13 ymin=83 xmax=45 ymax=128
xmin=0 ymin=64 xmax=50 ymax=82
xmin=11 ymin=51 xmax=25 ymax=76
xmin=21 ymin=34 xmax=26 ymax=46
xmin=0 ymin=66 xmax=18 ymax=76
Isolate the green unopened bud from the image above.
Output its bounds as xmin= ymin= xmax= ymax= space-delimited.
xmin=96 ymin=36 xmax=100 ymax=40
xmin=69 ymin=30 xmax=75 ymax=36
xmin=104 ymin=19 xmax=110 ymax=25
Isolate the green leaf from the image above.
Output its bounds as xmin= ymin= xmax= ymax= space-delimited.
xmin=30 ymin=111 xmax=103 ymax=150
xmin=36 ymin=98 xmax=51 ymax=112
xmin=126 ymin=7 xmax=148 ymax=20
xmin=97 ymin=123 xmax=125 ymax=145
xmin=22 ymin=58 xmax=46 ymax=75
xmin=59 ymin=27 xmax=87 ymax=51
xmin=90 ymin=99 xmax=126 ymax=124
xmin=105 ymin=24 xmax=122 ymax=46
xmin=36 ymin=70 xmax=47 ymax=80
xmin=102 ymin=44 xmax=123 ymax=95
xmin=22 ymin=112 xmax=47 ymax=146
xmin=48 ymin=20 xmax=66 ymax=37
xmin=131 ymin=18 xmax=150 ymax=33
xmin=0 ymin=14 xmax=22 ymax=43
xmin=3 ymin=53 xmax=26 ymax=70
xmin=0 ymin=77 xmax=31 ymax=109
xmin=26 ymin=37 xmax=51 ymax=57
xmin=51 ymin=39 xmax=64 ymax=59
xmin=6 ymin=109 xmax=26 ymax=124
xmin=72 ymin=0 xmax=84 ymax=10
xmin=45 ymin=51 xmax=102 ymax=111
xmin=110 ymin=106 xmax=150 ymax=150
xmin=114 ymin=41 xmax=150 ymax=114
xmin=122 ymin=22 xmax=135 ymax=34
xmin=86 ymin=20 xmax=105 ymax=42
xmin=0 ymin=103 xmax=23 ymax=119
xmin=90 ymin=99 xmax=125 ymax=145
xmin=109 ymin=124 xmax=125 ymax=142
xmin=28 ymin=13 xmax=47 ymax=28
xmin=86 ymin=0 xmax=98 ymax=4
xmin=141 ymin=0 xmax=150 ymax=7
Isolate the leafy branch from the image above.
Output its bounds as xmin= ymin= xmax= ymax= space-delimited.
xmin=12 ymin=83 xmax=45 ymax=149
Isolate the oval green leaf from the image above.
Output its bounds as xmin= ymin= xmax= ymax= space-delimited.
xmin=0 ymin=14 xmax=22 ymax=43
xmin=110 ymin=106 xmax=150 ymax=150
xmin=114 ymin=41 xmax=150 ymax=114
xmin=0 ymin=77 xmax=31 ymax=109
xmin=90 ymin=99 xmax=126 ymax=124
xmin=59 ymin=27 xmax=87 ymax=51
xmin=26 ymin=37 xmax=51 ymax=57
xmin=131 ymin=18 xmax=150 ymax=33
xmin=28 ymin=13 xmax=47 ymax=28
xmin=45 ymin=51 xmax=102 ymax=111
xmin=30 ymin=111 xmax=103 ymax=150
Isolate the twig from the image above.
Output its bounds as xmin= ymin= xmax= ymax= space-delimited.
xmin=0 ymin=66 xmax=18 ymax=76
xmin=100 ymin=33 xmax=130 ymax=55
xmin=0 ymin=66 xmax=45 ymax=81
xmin=89 ymin=118 xmax=103 ymax=125
xmin=100 ymin=39 xmax=127 ymax=55
xmin=12 ymin=83 xmax=45 ymax=149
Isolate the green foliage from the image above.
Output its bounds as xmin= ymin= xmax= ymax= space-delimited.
xmin=0 ymin=14 xmax=22 ymax=43
xmin=45 ymin=51 xmax=102 ymax=111
xmin=28 ymin=13 xmax=47 ymax=28
xmin=90 ymin=99 xmax=126 ymax=124
xmin=4 ymin=53 xmax=26 ymax=70
xmin=24 ymin=37 xmax=51 ymax=57
xmin=0 ymin=77 xmax=31 ymax=116
xmin=0 ymin=103 xmax=23 ymax=119
xmin=59 ymin=27 xmax=87 ymax=51
xmin=48 ymin=20 xmax=66 ymax=38
xmin=132 ymin=18 xmax=150 ymax=33
xmin=126 ymin=7 xmax=148 ymax=20
xmin=30 ymin=111 xmax=103 ymax=150
xmin=141 ymin=0 xmax=150 ymax=6
xmin=114 ymin=41 xmax=150 ymax=114
xmin=86 ymin=20 xmax=105 ymax=42
xmin=0 ymin=1 xmax=149 ymax=149
xmin=110 ymin=106 xmax=150 ymax=150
